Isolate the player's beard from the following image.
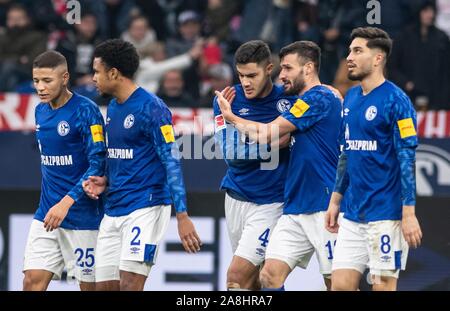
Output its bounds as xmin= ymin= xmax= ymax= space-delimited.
xmin=284 ymin=71 xmax=305 ymax=96
xmin=348 ymin=64 xmax=372 ymax=81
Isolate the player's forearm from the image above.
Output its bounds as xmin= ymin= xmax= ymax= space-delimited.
xmin=402 ymin=205 xmax=416 ymax=217
xmin=228 ymin=114 xmax=272 ymax=143
xmin=69 ymin=152 xmax=106 ymax=202
xmin=157 ymin=143 xmax=187 ymax=213
xmin=397 ymin=147 xmax=416 ymax=206
xmin=333 ymin=151 xmax=349 ymax=195
xmin=329 ymin=191 xmax=343 ymax=207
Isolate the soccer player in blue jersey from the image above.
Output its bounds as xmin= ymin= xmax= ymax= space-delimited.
xmin=216 ymin=41 xmax=342 ymax=291
xmin=325 ymin=27 xmax=423 ymax=291
xmin=213 ymin=40 xmax=297 ymax=290
xmin=82 ymin=39 xmax=201 ymax=291
xmin=23 ymin=51 xmax=106 ymax=291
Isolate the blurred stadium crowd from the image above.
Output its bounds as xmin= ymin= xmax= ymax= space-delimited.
xmin=0 ymin=0 xmax=449 ymax=110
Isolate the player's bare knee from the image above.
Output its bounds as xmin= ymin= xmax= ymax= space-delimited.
xmin=372 ymin=276 xmax=397 ymax=291
xmin=23 ymin=273 xmax=46 ymax=291
xmin=331 ymin=275 xmax=354 ymax=291
xmin=226 ymin=266 xmax=245 ymax=285
xmin=259 ymin=265 xmax=281 ymax=288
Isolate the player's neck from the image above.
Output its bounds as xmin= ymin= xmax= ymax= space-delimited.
xmin=300 ymin=76 xmax=321 ymax=95
xmin=49 ymin=89 xmax=72 ymax=110
xmin=114 ymin=80 xmax=139 ymax=104
xmin=258 ymin=80 xmax=273 ymax=98
xmin=360 ymin=72 xmax=385 ymax=96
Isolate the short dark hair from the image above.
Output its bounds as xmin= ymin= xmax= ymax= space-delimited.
xmin=350 ymin=27 xmax=393 ymax=57
xmin=234 ymin=40 xmax=271 ymax=66
xmin=279 ymin=41 xmax=321 ymax=73
xmin=33 ymin=50 xmax=67 ymax=69
xmin=94 ymin=39 xmax=140 ymax=79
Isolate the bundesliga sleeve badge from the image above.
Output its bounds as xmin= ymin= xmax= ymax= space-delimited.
xmin=90 ymin=124 xmax=104 ymax=143
xmin=160 ymin=124 xmax=175 ymax=143
xmin=397 ymin=118 xmax=417 ymax=138
xmin=290 ymin=99 xmax=310 ymax=118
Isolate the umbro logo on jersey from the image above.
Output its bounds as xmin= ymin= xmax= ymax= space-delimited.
xmin=239 ymin=108 xmax=250 ymax=116
xmin=36 ymin=124 xmax=40 ymax=132
xmin=343 ymin=108 xmax=350 ymax=116
xmin=57 ymin=121 xmax=70 ymax=136
xmin=106 ymin=117 xmax=111 ymax=125
xmin=365 ymin=106 xmax=377 ymax=121
xmin=124 ymin=114 xmax=135 ymax=129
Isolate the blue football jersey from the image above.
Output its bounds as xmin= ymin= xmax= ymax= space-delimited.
xmin=105 ymin=87 xmax=186 ymax=216
xmin=213 ymin=84 xmax=297 ymax=204
xmin=281 ymin=85 xmax=342 ymax=215
xmin=342 ymin=80 xmax=418 ymax=222
xmin=34 ymin=93 xmax=106 ymax=230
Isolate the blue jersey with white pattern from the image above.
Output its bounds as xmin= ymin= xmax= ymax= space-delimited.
xmin=105 ymin=87 xmax=186 ymax=216
xmin=282 ymin=85 xmax=342 ymax=215
xmin=34 ymin=93 xmax=106 ymax=230
xmin=213 ymin=84 xmax=297 ymax=204
xmin=342 ymin=80 xmax=418 ymax=222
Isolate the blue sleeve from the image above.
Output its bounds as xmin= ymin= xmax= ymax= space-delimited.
xmin=333 ymin=151 xmax=349 ymax=195
xmin=213 ymin=97 xmax=271 ymax=166
xmin=281 ymin=92 xmax=329 ymax=132
xmin=67 ymin=103 xmax=106 ymax=202
xmin=386 ymin=93 xmax=418 ymax=206
xmin=142 ymin=99 xmax=187 ymax=213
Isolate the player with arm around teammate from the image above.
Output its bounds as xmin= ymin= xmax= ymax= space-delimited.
xmin=216 ymin=41 xmax=343 ymax=290
xmin=213 ymin=40 xmax=298 ymax=290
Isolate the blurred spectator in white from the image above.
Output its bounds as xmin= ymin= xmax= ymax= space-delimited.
xmin=0 ymin=3 xmax=47 ymax=91
xmin=136 ymin=40 xmax=203 ymax=93
xmin=389 ymin=1 xmax=450 ymax=110
xmin=121 ymin=15 xmax=156 ymax=57
xmin=157 ymin=70 xmax=197 ymax=108
xmin=436 ymin=0 xmax=450 ymax=37
xmin=200 ymin=62 xmax=233 ymax=107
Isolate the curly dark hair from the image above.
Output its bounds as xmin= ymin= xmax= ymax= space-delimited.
xmin=94 ymin=39 xmax=140 ymax=79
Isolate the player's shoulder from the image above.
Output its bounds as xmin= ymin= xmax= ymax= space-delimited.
xmin=302 ymin=85 xmax=335 ymax=105
xmin=138 ymin=87 xmax=171 ymax=116
xmin=384 ymin=80 xmax=411 ymax=103
xmin=73 ymin=93 xmax=100 ymax=111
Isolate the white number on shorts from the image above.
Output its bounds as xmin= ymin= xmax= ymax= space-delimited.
xmin=258 ymin=228 xmax=270 ymax=247
xmin=74 ymin=248 xmax=95 ymax=268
